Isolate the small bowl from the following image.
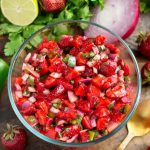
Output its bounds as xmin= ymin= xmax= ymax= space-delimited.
xmin=8 ymin=20 xmax=141 ymax=147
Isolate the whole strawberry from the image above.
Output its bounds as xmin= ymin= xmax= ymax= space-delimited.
xmin=137 ymin=32 xmax=150 ymax=58
xmin=40 ymin=0 xmax=66 ymax=12
xmin=1 ymin=124 xmax=27 ymax=150
xmin=141 ymin=62 xmax=150 ymax=85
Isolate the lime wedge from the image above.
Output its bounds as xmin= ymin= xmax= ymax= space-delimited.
xmin=1 ymin=0 xmax=39 ymax=26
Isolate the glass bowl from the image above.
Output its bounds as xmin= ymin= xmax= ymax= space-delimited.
xmin=8 ymin=20 xmax=141 ymax=147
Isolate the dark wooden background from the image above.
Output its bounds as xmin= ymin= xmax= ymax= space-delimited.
xmin=0 ymin=13 xmax=150 ymax=150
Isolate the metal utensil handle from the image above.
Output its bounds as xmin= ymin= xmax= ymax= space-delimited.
xmin=117 ymin=133 xmax=134 ymax=150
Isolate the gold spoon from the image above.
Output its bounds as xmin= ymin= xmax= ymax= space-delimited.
xmin=117 ymin=100 xmax=150 ymax=150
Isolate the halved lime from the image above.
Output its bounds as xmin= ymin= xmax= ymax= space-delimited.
xmin=1 ymin=0 xmax=39 ymax=26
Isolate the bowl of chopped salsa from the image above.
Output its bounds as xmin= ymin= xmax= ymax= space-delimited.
xmin=8 ymin=20 xmax=141 ymax=147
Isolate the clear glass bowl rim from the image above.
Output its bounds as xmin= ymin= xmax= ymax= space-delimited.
xmin=8 ymin=20 xmax=141 ymax=147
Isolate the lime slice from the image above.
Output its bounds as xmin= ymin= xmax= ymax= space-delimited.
xmin=1 ymin=0 xmax=39 ymax=26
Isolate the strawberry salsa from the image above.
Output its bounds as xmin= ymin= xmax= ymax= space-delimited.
xmin=15 ymin=35 xmax=131 ymax=143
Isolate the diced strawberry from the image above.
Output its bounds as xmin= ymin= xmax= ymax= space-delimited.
xmin=44 ymin=128 xmax=57 ymax=139
xmin=105 ymin=44 xmax=120 ymax=54
xmin=58 ymin=35 xmax=73 ymax=48
xmin=57 ymin=79 xmax=73 ymax=90
xmin=36 ymin=82 xmax=45 ymax=92
xmin=62 ymin=99 xmax=75 ymax=109
xmin=106 ymin=84 xmax=127 ymax=98
xmin=74 ymin=84 xmax=87 ymax=96
xmin=96 ymin=116 xmax=110 ymax=130
xmin=36 ymin=109 xmax=48 ymax=126
xmin=70 ymin=47 xmax=79 ymax=56
xmin=80 ymin=131 xmax=90 ymax=142
xmin=82 ymin=116 xmax=92 ymax=129
xmin=45 ymin=76 xmax=57 ymax=88
xmin=89 ymin=96 xmax=100 ymax=108
xmin=96 ymin=98 xmax=111 ymax=108
xmin=122 ymin=64 xmax=130 ymax=76
xmin=49 ymin=58 xmax=68 ymax=73
xmin=95 ymin=35 xmax=106 ymax=45
xmin=39 ymin=59 xmax=49 ymax=75
xmin=72 ymin=35 xmax=83 ymax=48
xmin=76 ymin=100 xmax=91 ymax=113
xmin=74 ymin=77 xmax=84 ymax=86
xmin=111 ymin=112 xmax=126 ymax=122
xmin=76 ymin=52 xmax=87 ymax=65
xmin=99 ymin=61 xmax=117 ymax=77
xmin=65 ymin=69 xmax=80 ymax=80
xmin=15 ymin=77 xmax=23 ymax=85
xmin=102 ymin=76 xmax=118 ymax=90
xmin=113 ymin=103 xmax=126 ymax=112
xmin=16 ymin=97 xmax=28 ymax=107
xmin=45 ymin=118 xmax=53 ymax=130
xmin=92 ymin=76 xmax=105 ymax=89
xmin=95 ymin=107 xmax=110 ymax=118
xmin=82 ymin=66 xmax=95 ymax=77
xmin=46 ymin=40 xmax=59 ymax=52
xmin=87 ymin=84 xmax=101 ymax=98
xmin=51 ymin=84 xmax=65 ymax=98
xmin=82 ymin=42 xmax=94 ymax=52
xmin=21 ymin=104 xmax=36 ymax=115
xmin=63 ymin=125 xmax=81 ymax=138
xmin=35 ymin=100 xmax=49 ymax=114
xmin=57 ymin=108 xmax=77 ymax=121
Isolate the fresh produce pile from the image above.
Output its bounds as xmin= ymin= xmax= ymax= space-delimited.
xmin=14 ymin=34 xmax=131 ymax=143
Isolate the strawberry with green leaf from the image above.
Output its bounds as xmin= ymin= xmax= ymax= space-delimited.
xmin=1 ymin=124 xmax=27 ymax=150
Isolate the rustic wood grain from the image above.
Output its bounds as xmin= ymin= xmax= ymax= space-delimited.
xmin=0 ymin=13 xmax=150 ymax=150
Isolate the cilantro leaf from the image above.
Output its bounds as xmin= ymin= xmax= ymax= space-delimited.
xmin=0 ymin=23 xmax=23 ymax=36
xmin=22 ymin=25 xmax=44 ymax=38
xmin=4 ymin=33 xmax=24 ymax=56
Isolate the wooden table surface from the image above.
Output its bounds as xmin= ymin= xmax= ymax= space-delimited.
xmin=0 ymin=13 xmax=150 ymax=150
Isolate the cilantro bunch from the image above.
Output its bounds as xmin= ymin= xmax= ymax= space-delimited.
xmin=0 ymin=0 xmax=105 ymax=57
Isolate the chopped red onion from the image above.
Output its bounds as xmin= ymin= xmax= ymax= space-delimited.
xmin=25 ymin=53 xmax=31 ymax=63
xmin=80 ymin=78 xmax=92 ymax=83
xmin=50 ymin=72 xmax=62 ymax=78
xmin=22 ymin=101 xmax=31 ymax=109
xmin=28 ymin=96 xmax=36 ymax=103
xmin=15 ymin=83 xmax=22 ymax=91
xmin=121 ymin=96 xmax=131 ymax=103
xmin=22 ymin=73 xmax=29 ymax=82
xmin=15 ymin=91 xmax=23 ymax=98
xmin=32 ymin=53 xmax=38 ymax=61
xmin=28 ymin=87 xmax=36 ymax=92
xmin=55 ymin=126 xmax=63 ymax=132
xmin=107 ymin=122 xmax=119 ymax=132
xmin=24 ymin=65 xmax=39 ymax=78
xmin=76 ymin=110 xmax=84 ymax=118
xmin=67 ymin=91 xmax=78 ymax=103
xmin=91 ymin=116 xmax=97 ymax=128
xmin=41 ymin=48 xmax=48 ymax=53
xmin=66 ymin=134 xmax=78 ymax=143
xmin=57 ymin=120 xmax=67 ymax=125
xmin=50 ymin=107 xmax=60 ymax=114
xmin=43 ymin=89 xmax=50 ymax=95
xmin=93 ymin=54 xmax=101 ymax=61
xmin=59 ymin=136 xmax=69 ymax=141
xmin=93 ymin=67 xmax=98 ymax=74
xmin=92 ymin=46 xmax=99 ymax=54
xmin=80 ymin=129 xmax=88 ymax=133
xmin=74 ymin=66 xmax=85 ymax=72
xmin=87 ymin=60 xmax=95 ymax=67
